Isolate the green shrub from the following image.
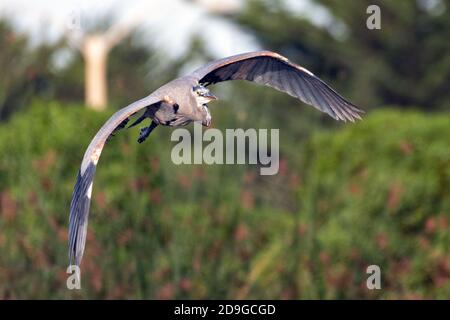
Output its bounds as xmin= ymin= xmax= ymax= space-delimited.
xmin=0 ymin=102 xmax=448 ymax=299
xmin=297 ymin=109 xmax=450 ymax=299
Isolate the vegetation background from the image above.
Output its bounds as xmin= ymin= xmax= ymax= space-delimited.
xmin=0 ymin=0 xmax=449 ymax=299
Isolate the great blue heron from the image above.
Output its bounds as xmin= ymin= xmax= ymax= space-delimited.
xmin=69 ymin=51 xmax=363 ymax=266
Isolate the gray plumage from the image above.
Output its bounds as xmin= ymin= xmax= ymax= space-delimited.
xmin=68 ymin=50 xmax=363 ymax=266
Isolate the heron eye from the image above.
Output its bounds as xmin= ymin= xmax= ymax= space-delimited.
xmin=193 ymin=87 xmax=201 ymax=95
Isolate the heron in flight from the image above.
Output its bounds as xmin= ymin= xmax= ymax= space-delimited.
xmin=69 ymin=51 xmax=363 ymax=266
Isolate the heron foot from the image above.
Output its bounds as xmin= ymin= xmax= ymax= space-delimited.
xmin=137 ymin=121 xmax=158 ymax=143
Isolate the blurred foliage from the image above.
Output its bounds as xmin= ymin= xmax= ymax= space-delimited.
xmin=0 ymin=0 xmax=449 ymax=300
xmin=0 ymin=101 xmax=448 ymax=299
xmin=236 ymin=0 xmax=450 ymax=111
xmin=0 ymin=18 xmax=186 ymax=121
xmin=0 ymin=20 xmax=60 ymax=119
xmin=297 ymin=109 xmax=450 ymax=299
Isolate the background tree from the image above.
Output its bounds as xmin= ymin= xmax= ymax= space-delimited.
xmin=0 ymin=16 xmax=191 ymax=120
xmin=0 ymin=19 xmax=60 ymax=120
xmin=234 ymin=0 xmax=450 ymax=111
xmin=67 ymin=13 xmax=146 ymax=110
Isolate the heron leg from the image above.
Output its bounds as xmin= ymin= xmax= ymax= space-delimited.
xmin=137 ymin=121 xmax=158 ymax=143
xmin=128 ymin=112 xmax=147 ymax=128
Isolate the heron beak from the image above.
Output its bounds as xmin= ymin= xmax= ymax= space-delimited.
xmin=205 ymin=91 xmax=218 ymax=101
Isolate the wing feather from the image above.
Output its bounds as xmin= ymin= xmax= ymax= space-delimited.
xmin=192 ymin=51 xmax=363 ymax=121
xmin=246 ymin=60 xmax=260 ymax=81
xmin=288 ymin=71 xmax=304 ymax=100
xmin=68 ymin=94 xmax=161 ymax=266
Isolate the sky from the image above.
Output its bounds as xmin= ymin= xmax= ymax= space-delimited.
xmin=0 ymin=0 xmax=257 ymax=58
xmin=0 ymin=0 xmax=335 ymax=60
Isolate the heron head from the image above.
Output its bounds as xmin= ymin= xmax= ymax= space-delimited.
xmin=193 ymin=85 xmax=217 ymax=105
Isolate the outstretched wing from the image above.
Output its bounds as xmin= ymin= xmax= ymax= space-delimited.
xmin=68 ymin=94 xmax=161 ymax=266
xmin=191 ymin=51 xmax=363 ymax=122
